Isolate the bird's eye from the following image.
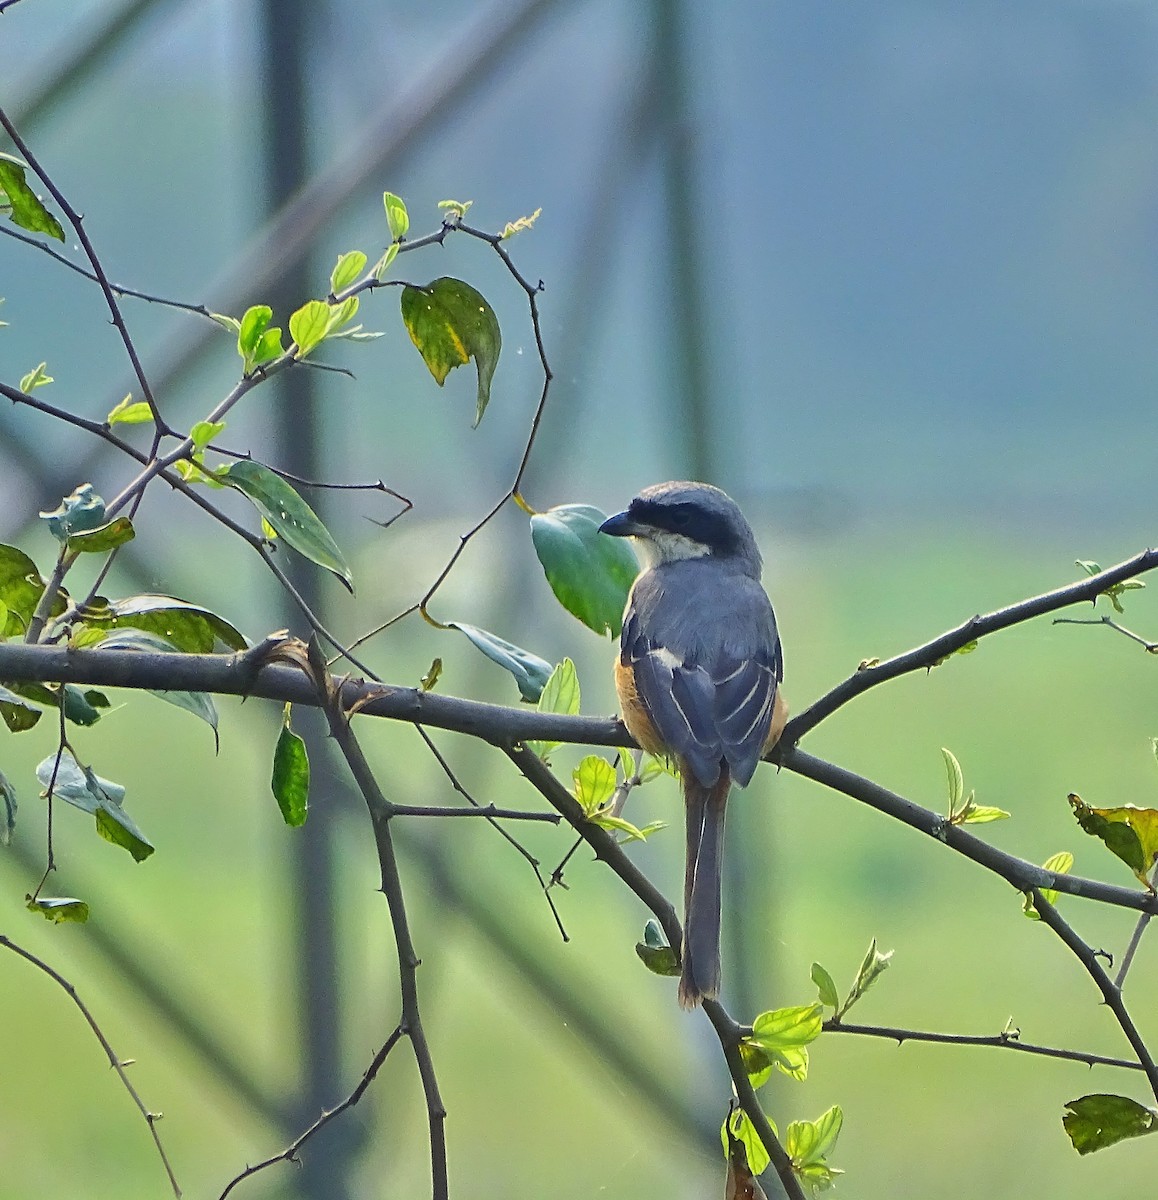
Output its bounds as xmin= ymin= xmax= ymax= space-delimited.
xmin=670 ymin=508 xmax=691 ymax=529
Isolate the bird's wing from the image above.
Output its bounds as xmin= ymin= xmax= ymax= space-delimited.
xmin=621 ymin=575 xmax=783 ymax=789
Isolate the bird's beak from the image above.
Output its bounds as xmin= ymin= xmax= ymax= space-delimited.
xmin=599 ymin=510 xmax=646 ymax=538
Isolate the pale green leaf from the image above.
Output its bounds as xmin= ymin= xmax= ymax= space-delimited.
xmin=330 ymin=250 xmax=367 ymax=294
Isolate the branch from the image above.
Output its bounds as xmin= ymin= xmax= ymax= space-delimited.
xmin=216 ymin=1026 xmax=404 ymax=1200
xmin=825 ymin=1020 xmax=1146 ymax=1072
xmin=504 ymin=745 xmax=805 ymax=1200
xmin=784 ymin=549 xmax=1158 ymax=745
xmin=781 ymin=747 xmax=1158 ymax=917
xmin=1029 ymin=888 xmax=1158 ymax=1102
xmin=1053 ymin=614 xmax=1158 ymax=654
xmin=0 ymin=105 xmax=169 ymax=431
xmin=305 ymin=642 xmax=448 ymax=1200
xmin=0 ymin=934 xmax=182 ymax=1196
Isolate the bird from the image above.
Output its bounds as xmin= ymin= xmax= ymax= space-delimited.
xmin=599 ymin=482 xmax=787 ymax=1008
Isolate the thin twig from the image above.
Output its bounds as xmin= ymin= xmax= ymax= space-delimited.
xmin=346 ymin=219 xmax=556 ymax=653
xmin=390 ymin=801 xmax=559 ymax=821
xmin=0 ymin=224 xmax=220 ymax=321
xmin=1115 ymin=864 xmax=1158 ymax=989
xmin=0 ymin=935 xmax=182 ymax=1196
xmin=414 ymin=725 xmax=568 ymax=939
xmin=1053 ymin=614 xmax=1158 ymax=653
xmin=0 ymin=105 xmax=169 ymax=431
xmin=825 ymin=1020 xmax=1145 ymax=1072
xmin=216 ymin=1026 xmax=404 ymax=1200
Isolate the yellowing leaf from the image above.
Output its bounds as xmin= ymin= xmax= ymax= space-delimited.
xmin=1069 ymin=794 xmax=1158 ymax=888
xmin=400 ymin=277 xmax=501 ymax=425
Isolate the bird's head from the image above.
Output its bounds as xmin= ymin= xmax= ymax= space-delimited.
xmin=599 ymin=481 xmax=762 ymax=575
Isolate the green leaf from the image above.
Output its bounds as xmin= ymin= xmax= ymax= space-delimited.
xmin=419 ymin=658 xmax=442 ymax=692
xmin=0 ymin=543 xmax=60 ymax=637
xmin=589 ymin=811 xmax=663 ymax=842
xmin=1069 ymin=793 xmax=1158 ymax=887
xmin=437 ymin=198 xmax=473 ymax=219
xmin=0 ymin=683 xmax=43 ymax=732
xmin=107 ymin=395 xmax=153 ymax=426
xmin=325 ymin=295 xmax=359 ymax=338
xmin=330 ymin=250 xmax=367 ymax=294
xmin=105 ymin=595 xmax=248 ymax=652
xmin=372 ymin=243 xmax=399 ymax=281
xmin=209 ymin=312 xmax=241 ymax=335
xmin=635 ymin=921 xmax=681 ymax=976
xmin=400 ymin=277 xmax=501 ymax=426
xmin=219 ymin=460 xmax=354 ymax=591
xmin=40 ymin=484 xmax=107 ymax=544
xmin=27 ymin=897 xmax=89 ymax=923
xmin=0 ymin=154 xmax=65 ymax=241
xmin=1076 ymin=560 xmax=1146 ymax=613
xmin=272 ymin=705 xmax=309 ymax=827
xmin=789 ymin=1105 xmax=844 ymax=1167
xmin=573 ymin=755 xmax=617 ymax=814
xmin=840 ymin=938 xmax=893 ymax=1017
xmin=959 ymin=802 xmax=1011 ymax=824
xmin=95 ymin=803 xmax=154 ymax=862
xmin=66 ymin=516 xmax=135 ymax=554
xmin=747 ymin=1004 xmax=825 ymax=1053
xmin=531 ymin=504 xmax=639 ymax=637
xmin=35 ymin=750 xmax=153 ymax=862
xmin=238 ymin=304 xmax=273 ymax=370
xmin=383 ymin=191 xmax=409 ymax=240
xmin=811 ymin=962 xmax=840 ymax=1009
xmin=640 ymin=753 xmax=675 ymax=781
xmin=189 ymin=420 xmax=225 ymax=451
xmin=1063 ymin=1094 xmax=1158 ymax=1155
xmin=19 ymin=362 xmax=53 ymax=391
xmin=1024 ymin=850 xmax=1075 ymax=919
xmin=721 ymin=1107 xmax=772 ymax=1178
xmin=289 ymin=299 xmax=331 ymax=359
xmin=150 ymin=687 xmax=219 ymax=742
xmin=941 ymin=746 xmax=964 ymax=815
xmin=448 ymin=622 xmax=552 ymax=702
xmin=0 ymin=769 xmax=15 ymax=844
xmin=528 ymin=658 xmax=580 ymax=758
xmin=61 ymin=684 xmax=108 ymax=726
xmin=635 ymin=941 xmax=681 ymax=977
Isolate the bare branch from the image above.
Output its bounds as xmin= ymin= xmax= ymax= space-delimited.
xmin=785 ymin=549 xmax=1158 ymax=744
xmin=825 ymin=1020 xmax=1145 ymax=1072
xmin=1029 ymin=888 xmax=1158 ymax=1102
xmin=305 ymin=642 xmax=448 ymax=1200
xmin=0 ymin=105 xmax=169 ymax=432
xmin=216 ymin=1026 xmax=404 ymax=1200
xmin=0 ymin=935 xmax=182 ymax=1196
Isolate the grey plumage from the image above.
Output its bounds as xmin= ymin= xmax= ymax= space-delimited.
xmin=600 ymin=481 xmax=785 ymax=1007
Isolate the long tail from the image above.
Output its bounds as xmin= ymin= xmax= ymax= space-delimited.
xmin=679 ymin=767 xmax=731 ymax=1009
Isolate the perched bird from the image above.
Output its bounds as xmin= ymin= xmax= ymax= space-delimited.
xmin=600 ymin=482 xmax=787 ymax=1008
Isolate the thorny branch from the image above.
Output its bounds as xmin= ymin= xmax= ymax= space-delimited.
xmin=303 ymin=639 xmax=449 ymax=1200
xmin=0 ymin=934 xmax=182 ymax=1197
xmin=216 ymin=1026 xmax=405 ymax=1200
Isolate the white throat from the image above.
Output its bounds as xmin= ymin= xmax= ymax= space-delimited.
xmin=632 ymin=530 xmax=711 ymax=568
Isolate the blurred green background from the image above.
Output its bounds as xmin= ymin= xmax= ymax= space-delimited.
xmin=2 ymin=2 xmax=1157 ymax=1197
